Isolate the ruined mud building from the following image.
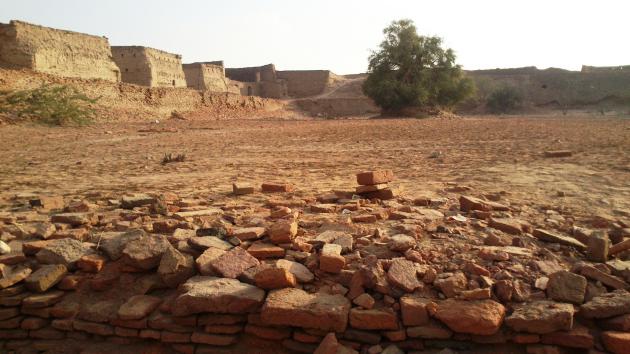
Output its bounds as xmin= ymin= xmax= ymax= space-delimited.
xmin=0 ymin=20 xmax=120 ymax=82
xmin=111 ymin=46 xmax=186 ymax=88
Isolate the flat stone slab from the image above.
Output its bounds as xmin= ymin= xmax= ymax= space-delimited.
xmin=580 ymin=290 xmax=630 ymax=319
xmin=434 ymin=299 xmax=505 ymax=335
xmin=172 ymin=276 xmax=265 ymax=316
xmin=532 ymin=229 xmax=586 ymax=250
xmin=506 ymin=301 xmax=574 ymax=334
xmin=35 ymin=239 xmax=90 ymax=268
xmin=261 ymin=288 xmax=350 ymax=332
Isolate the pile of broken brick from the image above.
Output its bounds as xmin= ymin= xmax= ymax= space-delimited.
xmin=0 ymin=170 xmax=629 ymax=354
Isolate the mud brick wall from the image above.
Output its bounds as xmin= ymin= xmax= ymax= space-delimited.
xmin=468 ymin=66 xmax=630 ymax=108
xmin=276 ymin=70 xmax=332 ymax=98
xmin=0 ymin=20 xmax=120 ymax=82
xmin=183 ymin=62 xmax=230 ymax=92
xmin=112 ymin=46 xmax=187 ymax=88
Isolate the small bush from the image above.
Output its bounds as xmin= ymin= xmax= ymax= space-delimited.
xmin=161 ymin=153 xmax=186 ymax=165
xmin=486 ymin=87 xmax=523 ymax=114
xmin=0 ymin=84 xmax=99 ymax=126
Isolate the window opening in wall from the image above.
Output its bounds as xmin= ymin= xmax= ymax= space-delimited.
xmin=172 ymin=80 xmax=176 ymax=86
xmin=247 ymin=86 xmax=253 ymax=96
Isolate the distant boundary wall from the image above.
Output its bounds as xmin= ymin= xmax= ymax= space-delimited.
xmin=466 ymin=66 xmax=630 ymax=109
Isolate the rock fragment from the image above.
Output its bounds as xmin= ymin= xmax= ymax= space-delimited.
xmin=261 ymin=288 xmax=351 ymax=332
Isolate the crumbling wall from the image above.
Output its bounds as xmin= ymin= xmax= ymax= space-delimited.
xmin=183 ymin=62 xmax=229 ymax=92
xmin=112 ymin=46 xmax=186 ymax=88
xmin=0 ymin=68 xmax=284 ymax=121
xmin=225 ymin=64 xmax=287 ymax=98
xmin=0 ymin=20 xmax=119 ymax=82
xmin=276 ymin=70 xmax=332 ymax=98
xmin=468 ymin=66 xmax=630 ymax=108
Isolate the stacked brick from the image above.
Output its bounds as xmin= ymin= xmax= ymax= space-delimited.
xmin=0 ymin=179 xmax=629 ymax=354
xmin=355 ymin=170 xmax=397 ymax=200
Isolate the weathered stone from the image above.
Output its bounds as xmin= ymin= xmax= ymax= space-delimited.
xmin=261 ymin=183 xmax=295 ymax=193
xmin=580 ymin=290 xmax=630 ymax=319
xmin=35 ymin=239 xmax=90 ymax=268
xmin=314 ymin=332 xmax=339 ymax=354
xmin=31 ymin=223 xmax=56 ymax=239
xmin=261 ymin=288 xmax=351 ymax=332
xmin=320 ymin=243 xmax=345 ymax=273
xmin=29 ymin=196 xmax=64 ymax=210
xmin=311 ymin=204 xmax=337 ymax=213
xmin=489 ymin=218 xmax=525 ymax=235
xmin=544 ymin=150 xmax=572 ymax=158
xmin=600 ymin=314 xmax=630 ymax=331
xmin=546 ymin=271 xmax=587 ymax=304
xmin=459 ymin=195 xmax=509 ymax=212
xmin=247 ymin=242 xmax=285 ymax=259
xmin=353 ymin=293 xmax=375 ymax=309
xmin=434 ymin=272 xmax=467 ymax=298
xmin=532 ymin=229 xmax=586 ymax=250
xmin=191 ymin=331 xmax=236 ymax=346
xmin=173 ymin=276 xmax=265 ymax=316
xmin=120 ymin=194 xmax=156 ymax=209
xmin=73 ymin=319 xmax=114 ymax=335
xmin=269 ymin=220 xmax=298 ymax=244
xmin=389 ymin=234 xmax=416 ymax=252
xmin=121 ymin=234 xmax=171 ymax=270
xmin=195 ymin=247 xmax=226 ymax=275
xmin=505 ymin=301 xmax=574 ymax=333
xmin=97 ymin=230 xmax=144 ymax=260
xmin=0 ymin=265 xmax=32 ymax=289
xmin=50 ymin=212 xmax=95 ymax=226
xmin=333 ymin=234 xmax=353 ymax=253
xmin=233 ymin=227 xmax=266 ymax=241
xmin=540 ymin=324 xmax=594 ymax=349
xmin=356 ymin=170 xmax=394 ymax=186
xmin=25 ymin=264 xmax=67 ymax=292
xmin=255 ymin=267 xmax=296 ymax=290
xmin=118 ymin=295 xmax=162 ymax=320
xmin=22 ymin=290 xmax=64 ymax=308
xmin=400 ymin=296 xmax=432 ymax=326
xmin=434 ymin=299 xmax=505 ymax=335
xmin=580 ymin=265 xmax=629 ymax=290
xmin=158 ymin=246 xmax=195 ymax=287
xmin=173 ymin=208 xmax=223 ymax=220
xmin=232 ymin=182 xmax=255 ymax=195
xmin=349 ymin=308 xmax=398 ymax=330
xmin=276 ymin=259 xmax=314 ymax=283
xmin=406 ymin=320 xmax=453 ymax=339
xmin=601 ymin=331 xmax=630 ymax=354
xmin=610 ymin=238 xmax=630 ymax=256
xmin=76 ymin=254 xmax=106 ymax=273
xmin=387 ymin=258 xmax=422 ymax=292
xmin=587 ymin=231 xmax=610 ymax=262
xmin=210 ymin=247 xmax=259 ymax=279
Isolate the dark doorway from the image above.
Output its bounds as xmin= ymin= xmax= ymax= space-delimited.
xmin=247 ymin=86 xmax=253 ymax=96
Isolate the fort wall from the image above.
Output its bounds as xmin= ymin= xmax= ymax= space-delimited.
xmin=112 ymin=46 xmax=186 ymax=88
xmin=0 ymin=20 xmax=119 ymax=82
xmin=276 ymin=70 xmax=331 ymax=98
xmin=183 ymin=62 xmax=230 ymax=92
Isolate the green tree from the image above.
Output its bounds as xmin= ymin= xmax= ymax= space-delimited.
xmin=486 ymin=86 xmax=523 ymax=114
xmin=363 ymin=19 xmax=474 ymax=113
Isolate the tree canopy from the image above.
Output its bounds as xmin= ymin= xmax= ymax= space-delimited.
xmin=363 ymin=19 xmax=474 ymax=112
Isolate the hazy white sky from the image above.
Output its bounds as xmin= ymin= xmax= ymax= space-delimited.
xmin=1 ymin=0 xmax=628 ymax=74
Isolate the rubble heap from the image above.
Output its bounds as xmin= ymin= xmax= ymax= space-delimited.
xmin=0 ymin=171 xmax=629 ymax=354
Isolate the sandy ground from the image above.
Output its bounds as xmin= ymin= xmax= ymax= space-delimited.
xmin=1 ymin=116 xmax=629 ymax=220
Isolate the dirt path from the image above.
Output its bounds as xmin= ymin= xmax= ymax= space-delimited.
xmin=1 ymin=116 xmax=629 ymax=221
